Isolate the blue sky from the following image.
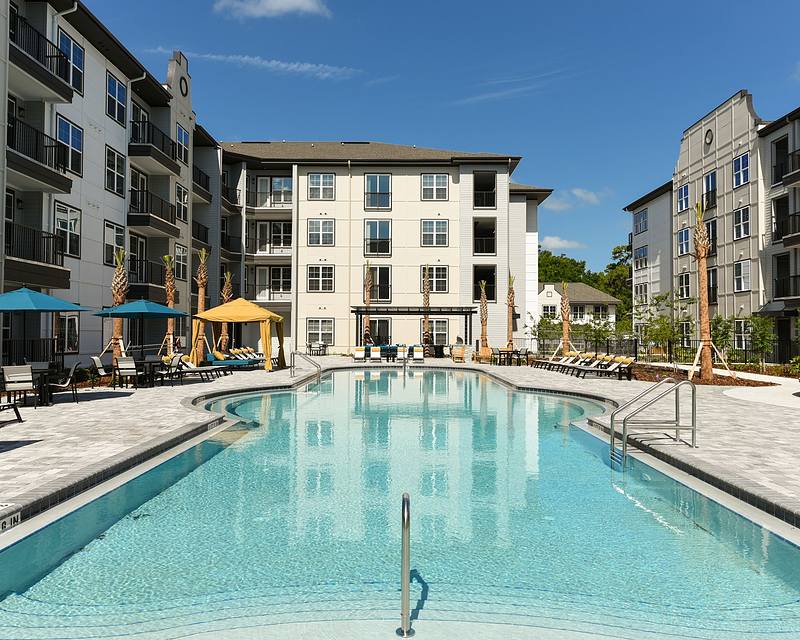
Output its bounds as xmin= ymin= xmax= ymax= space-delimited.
xmin=85 ymin=0 xmax=800 ymax=270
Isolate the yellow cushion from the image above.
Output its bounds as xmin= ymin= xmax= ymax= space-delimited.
xmin=213 ymin=350 xmax=226 ymax=360
xmin=181 ymin=355 xmax=190 ymax=363
xmin=162 ymin=355 xmax=171 ymax=364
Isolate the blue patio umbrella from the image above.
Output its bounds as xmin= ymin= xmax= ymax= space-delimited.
xmin=94 ymin=300 xmax=187 ymax=359
xmin=0 ymin=287 xmax=87 ymax=365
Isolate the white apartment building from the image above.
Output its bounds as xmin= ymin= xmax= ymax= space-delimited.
xmin=216 ymin=141 xmax=550 ymax=353
xmin=538 ymin=283 xmax=619 ymax=327
xmin=625 ymin=90 xmax=800 ymax=355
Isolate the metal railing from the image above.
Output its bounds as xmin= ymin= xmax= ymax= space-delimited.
xmin=5 ymin=220 xmax=65 ymax=266
xmin=773 ymin=160 xmax=788 ymax=185
xmin=775 ymin=213 xmax=800 ymax=240
xmin=610 ymin=378 xmax=697 ymax=463
xmin=703 ymin=189 xmax=717 ymax=209
xmin=130 ymin=120 xmax=177 ymax=160
xmin=474 ymin=191 xmax=496 ymax=208
xmin=128 ymin=258 xmax=165 ymax=286
xmin=192 ymin=220 xmax=209 ymax=244
xmin=9 ymin=13 xmax=70 ymax=83
xmin=221 ymin=185 xmax=240 ymax=206
xmin=365 ymin=191 xmax=391 ymax=208
xmin=397 ymin=492 xmax=413 ymax=638
xmin=2 ymin=337 xmax=64 ymax=368
xmin=192 ymin=165 xmax=210 ymax=191
xmin=364 ymin=238 xmax=391 ymax=255
xmin=221 ymin=233 xmax=242 ymax=253
xmin=790 ymin=150 xmax=800 ymax=175
xmin=290 ymin=350 xmax=321 ymax=381
xmin=246 ymin=190 xmax=293 ymax=207
xmin=473 ymin=237 xmax=496 ymax=254
xmin=775 ymin=275 xmax=800 ymax=299
xmin=7 ymin=116 xmax=68 ymax=172
xmin=129 ymin=189 xmax=177 ymax=224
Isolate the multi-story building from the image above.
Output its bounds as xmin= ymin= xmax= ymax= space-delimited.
xmin=537 ymin=283 xmax=620 ymax=328
xmin=625 ymin=90 xmax=800 ymax=353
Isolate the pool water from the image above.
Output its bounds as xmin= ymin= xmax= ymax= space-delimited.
xmin=1 ymin=369 xmax=799 ymax=639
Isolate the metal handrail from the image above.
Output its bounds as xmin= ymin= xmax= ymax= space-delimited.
xmin=397 ymin=492 xmax=414 ymax=638
xmin=290 ymin=350 xmax=321 ymax=382
xmin=610 ymin=378 xmax=675 ymax=455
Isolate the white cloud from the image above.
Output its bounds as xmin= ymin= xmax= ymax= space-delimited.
xmin=541 ymin=196 xmax=572 ymax=212
xmin=144 ymin=47 xmax=359 ymax=80
xmin=213 ymin=0 xmax=331 ymax=18
xmin=570 ymin=187 xmax=601 ymax=205
xmin=540 ymin=236 xmax=587 ymax=251
xmin=453 ymin=84 xmax=540 ymax=105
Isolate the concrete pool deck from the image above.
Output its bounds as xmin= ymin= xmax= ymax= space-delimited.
xmin=0 ymin=357 xmax=799 ymax=533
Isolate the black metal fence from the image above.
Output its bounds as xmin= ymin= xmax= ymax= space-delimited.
xmin=129 ymin=189 xmax=177 ymax=224
xmin=192 ymin=220 xmax=209 ymax=244
xmin=9 ymin=13 xmax=70 ymax=83
xmin=7 ymin=116 xmax=68 ymax=172
xmin=130 ymin=120 xmax=177 ymax=160
xmin=5 ymin=220 xmax=65 ymax=266
xmin=192 ymin=165 xmax=210 ymax=191
xmin=2 ymin=337 xmax=64 ymax=368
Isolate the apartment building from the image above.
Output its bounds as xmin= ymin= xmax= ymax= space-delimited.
xmin=538 ymin=283 xmax=620 ymax=327
xmin=216 ymin=141 xmax=550 ymax=353
xmin=625 ymin=90 xmax=800 ymax=351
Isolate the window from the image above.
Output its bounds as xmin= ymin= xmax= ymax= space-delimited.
xmin=703 ymin=171 xmax=717 ymax=208
xmin=105 ymin=146 xmax=125 ymax=196
xmin=678 ymin=273 xmax=690 ymax=299
xmin=54 ymin=201 xmax=80 ymax=258
xmin=679 ymin=322 xmax=692 ymax=348
xmin=421 ymin=319 xmax=449 ymax=345
xmin=5 ymin=189 xmax=14 ymax=222
xmin=57 ymin=115 xmax=83 ymax=175
xmin=57 ymin=313 xmax=79 ymax=354
xmin=633 ymin=246 xmax=648 ymax=270
xmin=473 ymin=265 xmax=496 ymax=302
xmin=705 ymin=219 xmax=717 ymax=255
xmin=175 ymin=244 xmax=188 ymax=280
xmin=707 ymin=267 xmax=717 ymax=304
xmin=103 ymin=221 xmax=124 ymax=265
xmin=421 ymin=266 xmax=448 ymax=293
xmin=368 ymin=318 xmax=391 ymax=345
xmin=421 ymin=174 xmax=448 ymax=200
xmin=734 ymin=319 xmax=749 ymax=349
xmin=677 ymin=228 xmax=690 ymax=256
xmin=106 ymin=72 xmax=126 ymax=125
xmin=176 ymin=124 xmax=190 ymax=164
xmin=365 ymin=220 xmax=391 ymax=255
xmin=473 ymin=218 xmax=496 ymax=254
xmin=365 ymin=174 xmax=391 ymax=208
xmin=270 ymin=266 xmax=291 ymax=294
xmin=733 ymin=153 xmax=749 ymax=188
xmin=633 ymin=209 xmax=648 ymax=234
xmin=308 ymin=265 xmax=335 ymax=292
xmin=474 ymin=172 xmax=496 ymax=208
xmin=734 ymin=260 xmax=750 ymax=292
xmin=366 ymin=265 xmax=391 ymax=302
xmin=542 ymin=305 xmax=557 ymax=318
xmin=308 ymin=173 xmax=334 ymax=200
xmin=176 ymin=184 xmax=188 ymax=222
xmin=571 ymin=305 xmax=585 ymax=321
xmin=634 ymin=283 xmax=648 ymax=305
xmin=272 ymin=177 xmax=292 ymax=204
xmin=307 ymin=318 xmax=334 ymax=345
xmin=58 ymin=29 xmax=84 ymax=93
xmin=421 ymin=220 xmax=448 ymax=246
xmin=308 ymin=219 xmax=334 ymax=245
xmin=733 ymin=207 xmax=750 ymax=240
xmin=593 ymin=305 xmax=608 ymax=319
xmin=677 ymin=184 xmax=689 ymax=212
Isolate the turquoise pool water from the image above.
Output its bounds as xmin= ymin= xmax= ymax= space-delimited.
xmin=1 ymin=369 xmax=799 ymax=639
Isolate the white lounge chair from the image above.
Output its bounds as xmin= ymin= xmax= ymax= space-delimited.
xmin=353 ymin=346 xmax=366 ymax=362
xmin=396 ymin=346 xmax=408 ymax=362
xmin=369 ymin=346 xmax=382 ymax=362
xmin=411 ymin=346 xmax=424 ymax=364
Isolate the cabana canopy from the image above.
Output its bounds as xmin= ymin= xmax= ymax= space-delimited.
xmin=192 ymin=298 xmax=285 ymax=370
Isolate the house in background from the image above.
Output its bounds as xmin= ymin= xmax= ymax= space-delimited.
xmin=538 ymin=283 xmax=620 ymax=327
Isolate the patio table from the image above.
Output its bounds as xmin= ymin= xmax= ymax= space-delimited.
xmin=138 ymin=358 xmax=165 ymax=387
xmin=30 ymin=365 xmax=53 ymax=406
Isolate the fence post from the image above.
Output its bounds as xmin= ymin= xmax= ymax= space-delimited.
xmin=668 ymin=340 xmax=673 ymax=363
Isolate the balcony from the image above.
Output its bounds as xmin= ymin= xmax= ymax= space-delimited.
xmin=129 ymin=121 xmax=180 ymax=175
xmin=192 ymin=165 xmax=212 ymax=203
xmin=247 ymin=237 xmax=293 ymax=258
xmin=246 ymin=189 xmax=293 ymax=209
xmin=4 ymin=221 xmax=70 ymax=289
xmin=773 ymin=159 xmax=788 ymax=186
xmin=192 ymin=220 xmax=210 ymax=250
xmin=473 ymin=237 xmax=496 ymax=255
xmin=128 ymin=189 xmax=179 ymax=238
xmin=242 ymin=283 xmax=292 ymax=302
xmin=364 ymin=238 xmax=391 ymax=256
xmin=6 ymin=116 xmax=72 ymax=193
xmin=220 ymin=233 xmax=242 ymax=258
xmin=702 ymin=189 xmax=717 ymax=210
xmin=8 ymin=13 xmax=72 ymax=102
xmin=221 ymin=185 xmax=241 ymax=213
xmin=774 ymin=275 xmax=800 ymax=299
xmin=783 ymin=150 xmax=800 ymax=186
xmin=775 ymin=213 xmax=800 ymax=247
xmin=474 ymin=191 xmax=496 ymax=208
xmin=128 ymin=258 xmax=170 ymax=304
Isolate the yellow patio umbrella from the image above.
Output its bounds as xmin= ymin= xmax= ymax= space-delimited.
xmin=192 ymin=297 xmax=286 ymax=370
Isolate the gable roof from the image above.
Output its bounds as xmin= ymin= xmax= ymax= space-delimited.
xmin=538 ymin=282 xmax=621 ymax=305
xmin=510 ymin=181 xmax=553 ymax=202
xmin=623 ymin=180 xmax=672 ymax=212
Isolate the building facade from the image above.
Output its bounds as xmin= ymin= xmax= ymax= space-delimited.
xmin=538 ymin=283 xmax=620 ymax=328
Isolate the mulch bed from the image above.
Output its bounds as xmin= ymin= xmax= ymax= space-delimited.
xmin=633 ymin=364 xmax=777 ymax=387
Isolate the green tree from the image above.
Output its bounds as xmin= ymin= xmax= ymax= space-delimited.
xmin=538 ymin=249 xmax=597 ymax=284
xmin=594 ymin=244 xmax=632 ymax=328
xmin=638 ymin=292 xmax=694 ymax=345
xmin=748 ymin=315 xmax=775 ymax=373
xmin=710 ymin=315 xmax=733 ymax=355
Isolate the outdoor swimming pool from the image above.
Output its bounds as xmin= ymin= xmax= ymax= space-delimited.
xmin=0 ymin=369 xmax=799 ymax=639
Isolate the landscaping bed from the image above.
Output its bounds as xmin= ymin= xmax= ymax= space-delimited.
xmin=633 ymin=364 xmax=777 ymax=387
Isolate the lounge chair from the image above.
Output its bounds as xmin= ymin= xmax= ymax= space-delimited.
xmin=556 ymin=353 xmax=595 ymax=374
xmin=208 ymin=352 xmax=257 ymax=368
xmin=113 ymin=357 xmax=143 ymax=389
xmin=90 ymin=356 xmax=113 ymax=387
xmin=153 ymin=354 xmax=183 ymax=386
xmin=353 ymin=346 xmax=366 ymax=362
xmin=451 ymin=345 xmax=465 ymax=363
xmin=369 ymin=346 xmax=382 ymax=362
xmin=396 ymin=346 xmax=408 ymax=362
xmin=541 ymin=352 xmax=579 ymax=371
xmin=178 ymin=357 xmax=220 ymax=382
xmin=411 ymin=346 xmax=424 ymax=365
xmin=3 ymin=365 xmax=37 ymax=407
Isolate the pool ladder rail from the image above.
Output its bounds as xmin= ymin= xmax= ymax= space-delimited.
xmin=289 ymin=351 xmax=321 ymax=383
xmin=397 ymin=492 xmax=414 ymax=637
xmin=609 ymin=377 xmax=697 ymax=465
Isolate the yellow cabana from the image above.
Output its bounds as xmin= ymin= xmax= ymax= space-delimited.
xmin=191 ymin=297 xmax=286 ymax=371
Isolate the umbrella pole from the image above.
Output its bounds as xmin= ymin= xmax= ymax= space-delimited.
xmin=140 ymin=316 xmax=145 ymax=360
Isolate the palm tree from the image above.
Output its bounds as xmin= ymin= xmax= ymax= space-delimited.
xmin=422 ymin=264 xmax=433 ymax=357
xmin=478 ymin=280 xmax=491 ymax=362
xmin=111 ymin=248 xmax=128 ymax=362
xmin=693 ymin=202 xmax=714 ymax=382
xmin=193 ymin=248 xmax=209 ymax=363
xmin=219 ymin=270 xmax=234 ymax=351
xmin=163 ymin=255 xmax=176 ymax=354
xmin=506 ymin=273 xmax=515 ymax=348
xmin=560 ymin=281 xmax=571 ymax=355
xmin=363 ymin=262 xmax=373 ymax=345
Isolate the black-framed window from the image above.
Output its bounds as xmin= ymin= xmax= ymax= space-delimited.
xmin=542 ymin=305 xmax=557 ymax=318
xmin=175 ymin=244 xmax=188 ymax=280
xmin=308 ymin=265 xmax=334 ymax=292
xmin=365 ymin=219 xmax=391 ymax=255
xmin=365 ymin=174 xmax=391 ymax=209
xmin=472 ymin=265 xmax=496 ymax=302
xmin=473 ymin=217 xmax=496 ymax=254
xmin=308 ymin=219 xmax=334 ymax=245
xmin=473 ymin=172 xmax=496 ymax=208
xmin=421 ymin=219 xmax=448 ymax=246
xmin=421 ymin=173 xmax=448 ymax=200
xmin=54 ymin=201 xmax=81 ymax=258
xmin=177 ymin=124 xmax=190 ymax=164
xmin=106 ymin=71 xmax=126 ymax=125
xmin=58 ymin=29 xmax=84 ymax=93
xmin=307 ymin=318 xmax=334 ymax=345
xmin=105 ymin=146 xmax=125 ymax=196
xmin=103 ymin=220 xmax=124 ymax=266
xmin=705 ymin=219 xmax=717 ymax=255
xmin=421 ymin=265 xmax=448 ymax=293
xmin=176 ymin=183 xmax=188 ymax=221
xmin=308 ymin=173 xmax=335 ymax=200
xmin=678 ymin=273 xmax=690 ymax=299
xmin=634 ymin=209 xmax=648 ymax=234
xmin=56 ymin=115 xmax=83 ymax=175
xmin=421 ymin=318 xmax=449 ymax=345
xmin=733 ymin=152 xmax=749 ymax=188
xmin=366 ymin=265 xmax=391 ymax=302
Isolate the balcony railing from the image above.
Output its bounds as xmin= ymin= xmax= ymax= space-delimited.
xmin=775 ymin=275 xmax=800 ymax=299
xmin=129 ymin=189 xmax=176 ymax=225
xmin=789 ymin=150 xmax=800 ymax=175
xmin=775 ymin=213 xmax=800 ymax=241
xmin=7 ymin=116 xmax=68 ymax=172
xmin=9 ymin=13 xmax=70 ymax=84
xmin=702 ymin=189 xmax=717 ymax=210
xmin=242 ymin=283 xmax=291 ymax=301
xmin=364 ymin=238 xmax=391 ymax=255
xmin=368 ymin=284 xmax=391 ymax=302
xmin=246 ymin=190 xmax=293 ymax=207
xmin=192 ymin=165 xmax=210 ymax=191
xmin=474 ymin=191 xmax=496 ymax=208
xmin=5 ymin=220 xmax=64 ymax=266
xmin=2 ymin=337 xmax=63 ymax=367
xmin=192 ymin=220 xmax=209 ymax=244
xmin=221 ymin=233 xmax=242 ymax=254
xmin=128 ymin=258 xmax=165 ymax=287
xmin=474 ymin=237 xmax=496 ymax=254
xmin=708 ymin=285 xmax=718 ymax=305
xmin=130 ymin=120 xmax=177 ymax=160
xmin=773 ymin=160 xmax=788 ymax=185
xmin=221 ymin=185 xmax=240 ymax=206
xmin=365 ymin=192 xmax=391 ymax=209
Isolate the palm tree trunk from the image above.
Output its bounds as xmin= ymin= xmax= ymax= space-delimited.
xmin=693 ymin=203 xmax=714 ymax=382
xmin=560 ymin=282 xmax=571 ymax=355
xmin=193 ymin=249 xmax=209 ymax=364
xmin=478 ymin=280 xmax=491 ymax=362
xmin=422 ymin=265 xmax=433 ymax=357
xmin=363 ymin=262 xmax=373 ymax=345
xmin=163 ymin=255 xmax=176 ymax=355
xmin=507 ymin=274 xmax=515 ymax=349
xmin=111 ymin=249 xmax=128 ymax=362
xmin=220 ymin=271 xmax=234 ymax=351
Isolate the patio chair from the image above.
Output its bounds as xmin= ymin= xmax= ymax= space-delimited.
xmin=0 ymin=402 xmax=22 ymax=424
xmin=369 ymin=347 xmax=382 ymax=362
xmin=113 ymin=357 xmax=143 ymax=389
xmin=411 ymin=346 xmax=425 ymax=365
xmin=90 ymin=356 xmax=113 ymax=387
xmin=451 ymin=345 xmax=465 ymax=363
xmin=491 ymin=348 xmax=501 ymax=365
xmin=3 ymin=365 xmax=37 ymax=408
xmin=396 ymin=346 xmax=408 ymax=362
xmin=353 ymin=346 xmax=366 ymax=362
xmin=154 ymin=354 xmax=183 ymax=386
xmin=50 ymin=361 xmax=81 ymax=403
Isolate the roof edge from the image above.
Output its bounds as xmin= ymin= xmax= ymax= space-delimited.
xmin=623 ymin=180 xmax=673 ymax=212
